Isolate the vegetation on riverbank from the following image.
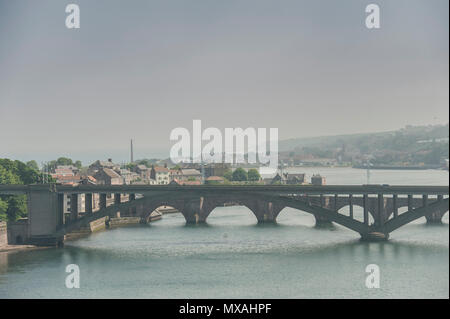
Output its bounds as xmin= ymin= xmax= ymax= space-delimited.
xmin=0 ymin=159 xmax=49 ymax=222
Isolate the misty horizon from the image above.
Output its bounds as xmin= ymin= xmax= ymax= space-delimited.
xmin=1 ymin=0 xmax=448 ymax=164
xmin=7 ymin=122 xmax=448 ymax=166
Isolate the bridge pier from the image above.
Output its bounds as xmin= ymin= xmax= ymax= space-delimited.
xmin=313 ymin=214 xmax=333 ymax=228
xmin=128 ymin=193 xmax=137 ymax=216
xmin=360 ymin=231 xmax=389 ymax=242
xmin=426 ymin=213 xmax=445 ymax=224
xmin=85 ymin=193 xmax=93 ymax=214
xmin=70 ymin=193 xmax=79 ymax=221
xmin=181 ymin=198 xmax=208 ymax=224
xmin=424 ymin=195 xmax=447 ymax=224
xmin=112 ymin=193 xmax=121 ymax=218
xmin=27 ymin=188 xmax=65 ymax=246
xmin=242 ymin=199 xmax=284 ymax=223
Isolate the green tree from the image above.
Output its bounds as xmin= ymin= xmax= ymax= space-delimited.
xmin=4 ymin=195 xmax=27 ymax=221
xmin=74 ymin=160 xmax=82 ymax=169
xmin=223 ymin=170 xmax=233 ymax=181
xmin=14 ymin=160 xmax=41 ymax=184
xmin=0 ymin=165 xmax=20 ymax=184
xmin=44 ymin=157 xmax=83 ymax=172
xmin=247 ymin=168 xmax=261 ymax=182
xmin=26 ymin=160 xmax=39 ymax=171
xmin=0 ymin=158 xmax=45 ymax=221
xmin=0 ymin=198 xmax=8 ymax=221
xmin=232 ymin=168 xmax=248 ymax=181
xmin=56 ymin=157 xmax=73 ymax=166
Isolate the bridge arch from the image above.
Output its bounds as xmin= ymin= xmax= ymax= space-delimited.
xmin=139 ymin=198 xmax=190 ymax=223
xmin=202 ymin=205 xmax=259 ymax=225
xmin=276 ymin=207 xmax=316 ymax=227
xmin=47 ymin=186 xmax=448 ymax=244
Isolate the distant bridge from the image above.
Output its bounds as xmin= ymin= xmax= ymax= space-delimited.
xmin=0 ymin=184 xmax=448 ymax=245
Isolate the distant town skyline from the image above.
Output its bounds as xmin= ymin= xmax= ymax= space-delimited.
xmin=7 ymin=122 xmax=448 ymax=166
xmin=0 ymin=0 xmax=448 ymax=164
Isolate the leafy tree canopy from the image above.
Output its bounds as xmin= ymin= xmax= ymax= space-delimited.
xmin=223 ymin=170 xmax=233 ymax=181
xmin=232 ymin=168 xmax=248 ymax=182
xmin=247 ymin=168 xmax=261 ymax=182
xmin=0 ymin=158 xmax=44 ymax=221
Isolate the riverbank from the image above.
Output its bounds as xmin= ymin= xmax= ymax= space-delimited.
xmin=1 ymin=210 xmax=164 ymax=251
xmin=158 ymin=207 xmax=180 ymax=214
xmin=0 ymin=244 xmax=50 ymax=253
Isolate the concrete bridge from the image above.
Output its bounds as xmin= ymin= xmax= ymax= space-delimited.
xmin=0 ymin=184 xmax=448 ymax=246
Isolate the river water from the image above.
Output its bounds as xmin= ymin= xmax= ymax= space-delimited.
xmin=0 ymin=168 xmax=448 ymax=298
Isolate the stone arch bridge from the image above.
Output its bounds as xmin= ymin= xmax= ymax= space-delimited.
xmin=0 ymin=184 xmax=448 ymax=245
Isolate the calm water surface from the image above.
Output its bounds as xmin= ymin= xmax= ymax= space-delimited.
xmin=0 ymin=168 xmax=448 ymax=298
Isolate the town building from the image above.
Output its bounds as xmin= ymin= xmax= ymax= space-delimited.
xmin=169 ymin=168 xmax=183 ymax=182
xmin=134 ymin=165 xmax=151 ymax=180
xmin=269 ymin=172 xmax=306 ymax=185
xmin=180 ymin=168 xmax=202 ymax=182
xmin=88 ymin=159 xmax=120 ymax=175
xmin=119 ymin=168 xmax=140 ymax=185
xmin=54 ymin=165 xmax=78 ymax=176
xmin=169 ymin=168 xmax=202 ymax=183
xmin=93 ymin=168 xmax=122 ymax=185
xmin=52 ymin=174 xmax=81 ymax=185
xmin=311 ymin=174 xmax=326 ymax=185
xmin=150 ymin=166 xmax=170 ymax=185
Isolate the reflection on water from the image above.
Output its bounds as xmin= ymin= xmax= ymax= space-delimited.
xmin=0 ymin=253 xmax=7 ymax=274
xmin=0 ymin=208 xmax=448 ymax=299
xmin=0 ymin=169 xmax=448 ymax=299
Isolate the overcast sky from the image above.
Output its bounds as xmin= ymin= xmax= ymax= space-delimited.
xmin=0 ymin=0 xmax=448 ymax=164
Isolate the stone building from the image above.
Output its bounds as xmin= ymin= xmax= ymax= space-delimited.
xmin=134 ymin=165 xmax=151 ymax=180
xmin=269 ymin=172 xmax=306 ymax=185
xmin=93 ymin=168 xmax=122 ymax=185
xmin=88 ymin=159 xmax=119 ymax=175
xmin=180 ymin=169 xmax=202 ymax=181
xmin=54 ymin=165 xmax=78 ymax=176
xmin=150 ymin=166 xmax=170 ymax=185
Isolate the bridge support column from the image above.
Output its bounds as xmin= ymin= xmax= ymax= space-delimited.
xmin=70 ymin=194 xmax=79 ymax=221
xmin=243 ymin=199 xmax=284 ymax=223
xmin=313 ymin=214 xmax=333 ymax=227
xmin=425 ymin=195 xmax=447 ymax=224
xmin=128 ymin=193 xmax=136 ymax=216
xmin=100 ymin=193 xmax=107 ymax=209
xmin=179 ymin=197 xmax=222 ymax=224
xmin=27 ymin=188 xmax=64 ymax=246
xmin=314 ymin=196 xmax=334 ymax=227
xmin=57 ymin=193 xmax=65 ymax=226
xmin=182 ymin=199 xmax=208 ymax=224
xmin=425 ymin=214 xmax=443 ymax=224
xmin=112 ymin=193 xmax=121 ymax=218
xmin=85 ymin=193 xmax=93 ymax=214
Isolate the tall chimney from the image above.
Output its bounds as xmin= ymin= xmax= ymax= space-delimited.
xmin=130 ymin=139 xmax=134 ymax=163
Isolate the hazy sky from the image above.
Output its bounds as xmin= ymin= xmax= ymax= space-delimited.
xmin=0 ymin=0 xmax=448 ymax=164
